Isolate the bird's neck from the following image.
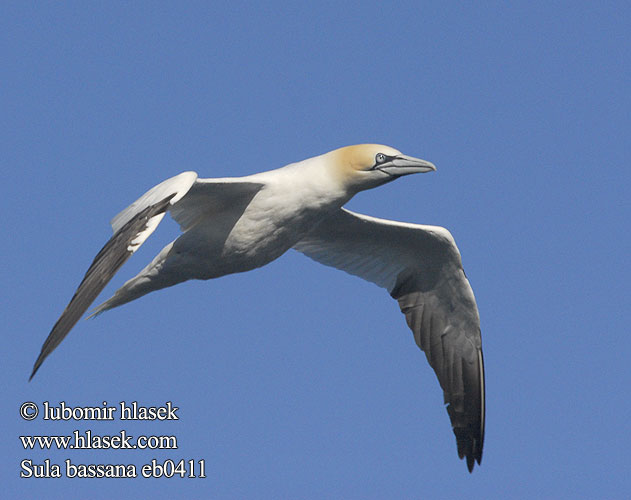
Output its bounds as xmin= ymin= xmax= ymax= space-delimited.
xmin=255 ymin=155 xmax=355 ymax=212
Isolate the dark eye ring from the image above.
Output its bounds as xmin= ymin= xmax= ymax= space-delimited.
xmin=376 ymin=153 xmax=386 ymax=163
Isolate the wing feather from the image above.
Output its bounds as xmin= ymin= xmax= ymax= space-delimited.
xmin=169 ymin=178 xmax=264 ymax=231
xmin=294 ymin=208 xmax=485 ymax=471
xmin=110 ymin=171 xmax=197 ymax=232
xmin=30 ymin=172 xmax=199 ymax=380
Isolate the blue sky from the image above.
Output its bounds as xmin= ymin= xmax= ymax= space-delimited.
xmin=3 ymin=1 xmax=629 ymax=498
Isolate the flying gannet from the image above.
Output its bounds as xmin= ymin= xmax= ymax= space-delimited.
xmin=30 ymin=144 xmax=485 ymax=471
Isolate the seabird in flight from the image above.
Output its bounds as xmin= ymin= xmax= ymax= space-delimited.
xmin=30 ymin=144 xmax=485 ymax=471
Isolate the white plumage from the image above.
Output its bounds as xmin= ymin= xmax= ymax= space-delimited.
xmin=31 ymin=144 xmax=484 ymax=471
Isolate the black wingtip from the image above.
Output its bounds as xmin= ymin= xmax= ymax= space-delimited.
xmin=29 ymin=194 xmax=177 ymax=382
xmin=462 ymin=444 xmax=481 ymax=473
xmin=29 ymin=353 xmax=45 ymax=381
xmin=454 ymin=423 xmax=483 ymax=473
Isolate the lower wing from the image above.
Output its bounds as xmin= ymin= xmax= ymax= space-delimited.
xmin=293 ymin=208 xmax=485 ymax=472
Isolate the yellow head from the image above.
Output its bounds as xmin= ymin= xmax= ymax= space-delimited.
xmin=326 ymin=144 xmax=436 ymax=192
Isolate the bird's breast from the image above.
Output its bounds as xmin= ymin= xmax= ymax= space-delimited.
xmin=220 ymin=182 xmax=346 ymax=270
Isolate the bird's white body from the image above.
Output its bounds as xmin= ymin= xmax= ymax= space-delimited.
xmin=101 ymin=150 xmax=358 ymax=310
xmin=216 ymin=159 xmax=350 ymax=268
xmin=32 ymin=144 xmax=485 ymax=472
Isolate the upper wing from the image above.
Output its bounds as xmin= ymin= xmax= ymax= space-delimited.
xmin=169 ymin=177 xmax=264 ymax=232
xmin=87 ymin=178 xmax=265 ymax=315
xmin=293 ymin=208 xmax=484 ymax=472
xmin=29 ymin=172 xmax=198 ymax=380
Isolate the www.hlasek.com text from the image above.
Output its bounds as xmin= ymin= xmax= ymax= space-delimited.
xmin=21 ymin=430 xmax=177 ymax=450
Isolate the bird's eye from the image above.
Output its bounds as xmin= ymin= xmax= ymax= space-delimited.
xmin=375 ymin=153 xmax=386 ymax=164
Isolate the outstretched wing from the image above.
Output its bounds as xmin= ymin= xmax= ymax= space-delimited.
xmin=29 ymin=172 xmax=198 ymax=380
xmin=293 ymin=208 xmax=484 ymax=472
